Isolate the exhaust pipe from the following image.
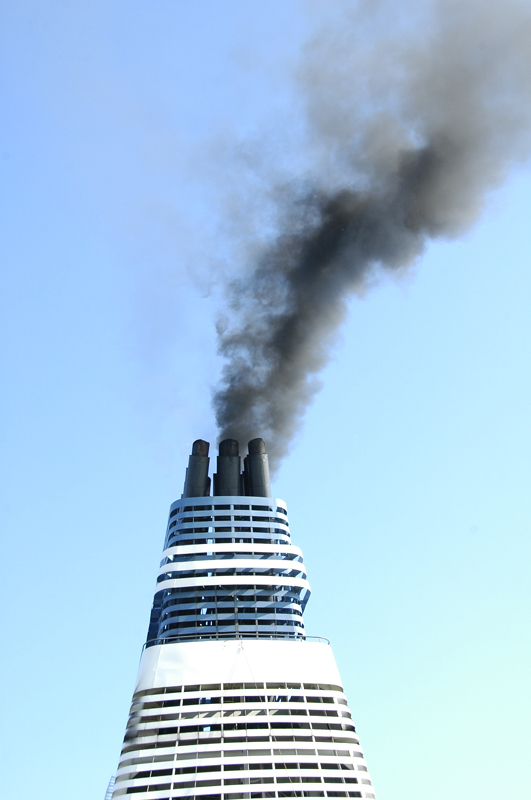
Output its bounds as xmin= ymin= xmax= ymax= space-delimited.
xmin=213 ymin=438 xmax=242 ymax=496
xmin=182 ymin=439 xmax=210 ymax=497
xmin=243 ymin=438 xmax=271 ymax=497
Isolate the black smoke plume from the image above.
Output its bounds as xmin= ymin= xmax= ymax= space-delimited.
xmin=212 ymin=0 xmax=531 ymax=470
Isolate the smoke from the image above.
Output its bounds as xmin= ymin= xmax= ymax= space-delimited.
xmin=212 ymin=0 xmax=531 ymax=470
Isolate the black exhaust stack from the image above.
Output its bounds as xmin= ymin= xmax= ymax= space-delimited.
xmin=182 ymin=439 xmax=210 ymax=498
xmin=213 ymin=438 xmax=242 ymax=496
xmin=183 ymin=436 xmax=271 ymax=498
xmin=243 ymin=438 xmax=271 ymax=497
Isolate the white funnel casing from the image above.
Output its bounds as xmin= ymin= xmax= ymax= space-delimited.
xmin=108 ymin=438 xmax=376 ymax=800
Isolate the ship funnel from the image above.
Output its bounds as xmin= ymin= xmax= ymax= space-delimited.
xmin=182 ymin=439 xmax=210 ymax=497
xmin=213 ymin=439 xmax=242 ymax=496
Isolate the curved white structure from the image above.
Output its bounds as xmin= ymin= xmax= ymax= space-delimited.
xmin=109 ymin=440 xmax=376 ymax=800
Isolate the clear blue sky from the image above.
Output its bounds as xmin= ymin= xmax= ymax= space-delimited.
xmin=1 ymin=2 xmax=530 ymax=799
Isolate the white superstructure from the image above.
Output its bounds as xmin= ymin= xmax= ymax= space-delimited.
xmin=109 ymin=439 xmax=376 ymax=800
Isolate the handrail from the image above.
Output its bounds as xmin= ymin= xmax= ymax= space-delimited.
xmin=142 ymin=633 xmax=330 ymax=652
